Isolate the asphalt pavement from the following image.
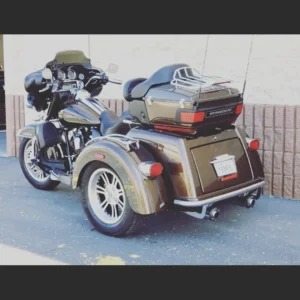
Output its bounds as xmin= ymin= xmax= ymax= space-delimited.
xmin=0 ymin=156 xmax=300 ymax=265
xmin=0 ymin=132 xmax=6 ymax=157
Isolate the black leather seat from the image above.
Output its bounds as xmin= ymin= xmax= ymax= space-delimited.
xmin=123 ymin=78 xmax=147 ymax=102
xmin=100 ymin=110 xmax=132 ymax=136
xmin=129 ymin=63 xmax=189 ymax=100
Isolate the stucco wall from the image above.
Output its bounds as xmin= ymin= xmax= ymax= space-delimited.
xmin=4 ymin=34 xmax=300 ymax=122
xmin=89 ymin=34 xmax=300 ymax=106
xmin=3 ymin=34 xmax=89 ymax=124
xmin=88 ymin=34 xmax=252 ymax=100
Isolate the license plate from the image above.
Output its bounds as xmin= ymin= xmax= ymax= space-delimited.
xmin=210 ymin=154 xmax=237 ymax=177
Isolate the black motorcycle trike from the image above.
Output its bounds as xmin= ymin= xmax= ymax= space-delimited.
xmin=17 ymin=50 xmax=265 ymax=237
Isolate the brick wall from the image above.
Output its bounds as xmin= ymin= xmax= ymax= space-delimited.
xmin=5 ymin=95 xmax=25 ymax=157
xmin=236 ymin=103 xmax=300 ymax=200
xmin=101 ymin=99 xmax=300 ymax=200
xmin=7 ymin=97 xmax=300 ymax=200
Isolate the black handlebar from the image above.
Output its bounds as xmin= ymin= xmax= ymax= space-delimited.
xmin=51 ymin=80 xmax=63 ymax=93
xmin=94 ymin=73 xmax=122 ymax=85
xmin=47 ymin=72 xmax=122 ymax=94
xmin=108 ymin=78 xmax=122 ymax=85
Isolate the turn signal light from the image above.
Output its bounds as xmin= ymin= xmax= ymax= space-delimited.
xmin=246 ymin=138 xmax=259 ymax=150
xmin=139 ymin=162 xmax=163 ymax=177
xmin=236 ymin=104 xmax=243 ymax=114
xmin=180 ymin=111 xmax=205 ymax=123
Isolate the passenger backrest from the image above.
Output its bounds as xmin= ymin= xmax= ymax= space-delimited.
xmin=123 ymin=78 xmax=147 ymax=102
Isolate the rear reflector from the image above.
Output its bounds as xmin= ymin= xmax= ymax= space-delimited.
xmin=180 ymin=111 xmax=205 ymax=123
xmin=139 ymin=162 xmax=163 ymax=177
xmin=246 ymin=138 xmax=259 ymax=150
xmin=150 ymin=163 xmax=163 ymax=177
xmin=235 ymin=104 xmax=243 ymax=114
xmin=221 ymin=173 xmax=238 ymax=182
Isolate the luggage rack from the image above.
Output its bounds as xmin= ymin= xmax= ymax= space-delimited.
xmin=170 ymin=67 xmax=232 ymax=93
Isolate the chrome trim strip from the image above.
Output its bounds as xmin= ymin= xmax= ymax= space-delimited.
xmin=235 ymin=127 xmax=254 ymax=179
xmin=85 ymin=134 xmax=140 ymax=151
xmin=174 ymin=181 xmax=265 ymax=208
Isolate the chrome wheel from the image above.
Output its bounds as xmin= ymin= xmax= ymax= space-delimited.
xmin=24 ymin=138 xmax=49 ymax=182
xmin=88 ymin=168 xmax=126 ymax=225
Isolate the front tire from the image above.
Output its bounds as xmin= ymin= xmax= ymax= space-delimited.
xmin=19 ymin=137 xmax=60 ymax=190
xmin=80 ymin=162 xmax=142 ymax=237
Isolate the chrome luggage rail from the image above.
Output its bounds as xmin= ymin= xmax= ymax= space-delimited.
xmin=170 ymin=66 xmax=232 ymax=93
xmin=85 ymin=134 xmax=140 ymax=152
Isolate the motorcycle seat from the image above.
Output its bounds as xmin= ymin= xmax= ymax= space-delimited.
xmin=129 ymin=63 xmax=189 ymax=100
xmin=100 ymin=110 xmax=132 ymax=136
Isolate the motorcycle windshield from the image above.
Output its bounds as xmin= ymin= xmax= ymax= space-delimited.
xmin=53 ymin=50 xmax=90 ymax=64
xmin=45 ymin=50 xmax=93 ymax=68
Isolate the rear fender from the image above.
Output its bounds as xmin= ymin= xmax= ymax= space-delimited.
xmin=72 ymin=139 xmax=168 ymax=215
xmin=17 ymin=124 xmax=37 ymax=139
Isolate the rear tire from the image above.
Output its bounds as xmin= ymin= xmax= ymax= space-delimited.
xmin=19 ymin=137 xmax=60 ymax=190
xmin=80 ymin=161 xmax=142 ymax=237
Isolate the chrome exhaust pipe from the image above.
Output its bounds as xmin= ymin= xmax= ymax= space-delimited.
xmin=229 ymin=195 xmax=256 ymax=208
xmin=205 ymin=207 xmax=220 ymax=221
xmin=245 ymin=196 xmax=255 ymax=208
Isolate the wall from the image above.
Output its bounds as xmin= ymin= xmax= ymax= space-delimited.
xmin=3 ymin=35 xmax=89 ymax=124
xmin=88 ymin=34 xmax=300 ymax=107
xmin=236 ymin=104 xmax=300 ymax=199
xmin=89 ymin=35 xmax=253 ymax=100
xmin=3 ymin=35 xmax=89 ymax=156
xmin=3 ymin=34 xmax=300 ymax=199
xmin=4 ymin=34 xmax=300 ymax=112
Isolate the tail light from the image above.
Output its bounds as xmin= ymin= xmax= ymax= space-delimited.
xmin=180 ymin=111 xmax=205 ymax=123
xmin=246 ymin=138 xmax=259 ymax=150
xmin=154 ymin=125 xmax=196 ymax=134
xmin=236 ymin=104 xmax=243 ymax=114
xmin=139 ymin=162 xmax=163 ymax=177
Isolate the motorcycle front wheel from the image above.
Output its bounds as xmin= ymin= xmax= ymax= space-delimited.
xmin=80 ymin=161 xmax=142 ymax=237
xmin=19 ymin=137 xmax=60 ymax=190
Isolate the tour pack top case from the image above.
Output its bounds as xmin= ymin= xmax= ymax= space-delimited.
xmin=127 ymin=64 xmax=244 ymax=132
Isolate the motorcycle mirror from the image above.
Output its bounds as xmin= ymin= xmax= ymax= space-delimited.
xmin=107 ymin=63 xmax=118 ymax=74
xmin=42 ymin=68 xmax=53 ymax=81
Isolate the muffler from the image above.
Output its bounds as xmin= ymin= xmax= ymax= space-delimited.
xmin=230 ymin=195 xmax=256 ymax=208
xmin=205 ymin=207 xmax=220 ymax=221
xmin=245 ymin=196 xmax=255 ymax=208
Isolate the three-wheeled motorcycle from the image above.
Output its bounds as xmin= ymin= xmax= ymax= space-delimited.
xmin=17 ymin=50 xmax=265 ymax=237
